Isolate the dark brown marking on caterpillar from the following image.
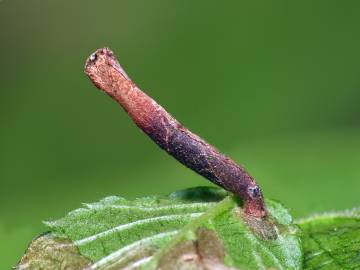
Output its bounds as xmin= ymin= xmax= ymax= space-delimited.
xmin=84 ymin=48 xmax=267 ymax=217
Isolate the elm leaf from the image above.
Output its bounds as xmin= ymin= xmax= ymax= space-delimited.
xmin=16 ymin=187 xmax=302 ymax=270
xmin=299 ymin=209 xmax=360 ymax=270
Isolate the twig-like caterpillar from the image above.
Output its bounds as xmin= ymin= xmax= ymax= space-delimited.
xmin=84 ymin=48 xmax=266 ymax=217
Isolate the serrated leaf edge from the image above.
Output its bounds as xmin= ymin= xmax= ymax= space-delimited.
xmin=296 ymin=208 xmax=360 ymax=225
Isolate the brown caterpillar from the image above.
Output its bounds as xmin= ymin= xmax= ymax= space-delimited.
xmin=84 ymin=48 xmax=266 ymax=218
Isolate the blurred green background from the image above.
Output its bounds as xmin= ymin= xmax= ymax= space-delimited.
xmin=1 ymin=0 xmax=360 ymax=268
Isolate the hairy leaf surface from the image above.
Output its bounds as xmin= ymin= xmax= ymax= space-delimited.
xmin=16 ymin=187 xmax=301 ymax=270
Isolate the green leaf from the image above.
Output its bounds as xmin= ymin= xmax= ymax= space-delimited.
xmin=299 ymin=209 xmax=360 ymax=270
xmin=16 ymin=187 xmax=302 ymax=270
